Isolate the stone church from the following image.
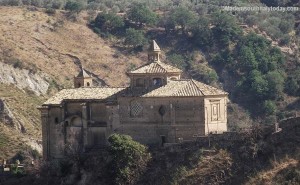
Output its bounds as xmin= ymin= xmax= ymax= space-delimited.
xmin=39 ymin=41 xmax=228 ymax=159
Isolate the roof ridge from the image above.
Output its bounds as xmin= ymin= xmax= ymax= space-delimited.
xmin=190 ymin=79 xmax=205 ymax=95
xmin=154 ymin=61 xmax=168 ymax=73
xmin=63 ymin=86 xmax=127 ymax=90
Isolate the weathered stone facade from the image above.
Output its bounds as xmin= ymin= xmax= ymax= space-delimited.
xmin=39 ymin=41 xmax=228 ymax=159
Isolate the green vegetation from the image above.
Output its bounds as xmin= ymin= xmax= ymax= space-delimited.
xmin=108 ymin=134 xmax=151 ymax=185
xmin=92 ymin=12 xmax=124 ymax=34
xmin=166 ymin=53 xmax=187 ymax=69
xmin=85 ymin=0 xmax=299 ymax=120
xmin=212 ymin=11 xmax=242 ymax=46
xmin=0 ymin=0 xmax=298 ymax=123
xmin=0 ymin=134 xmax=8 ymax=148
xmin=127 ymin=3 xmax=158 ymax=27
xmin=124 ymin=28 xmax=147 ymax=48
xmin=168 ymin=6 xmax=196 ymax=34
xmin=64 ymin=0 xmax=85 ymax=13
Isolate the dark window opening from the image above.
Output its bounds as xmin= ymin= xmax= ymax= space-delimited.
xmin=159 ymin=105 xmax=166 ymax=116
xmin=161 ymin=136 xmax=166 ymax=147
xmin=153 ymin=78 xmax=162 ymax=86
xmin=87 ymin=82 xmax=90 ymax=86
xmin=78 ymin=83 xmax=81 ymax=87
xmin=54 ymin=117 xmax=59 ymax=124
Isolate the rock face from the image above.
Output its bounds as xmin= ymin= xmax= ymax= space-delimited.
xmin=0 ymin=62 xmax=49 ymax=95
xmin=0 ymin=98 xmax=25 ymax=132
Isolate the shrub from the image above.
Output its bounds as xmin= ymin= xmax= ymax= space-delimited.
xmin=212 ymin=11 xmax=242 ymax=46
xmin=245 ymin=15 xmax=258 ymax=27
xmin=87 ymin=2 xmax=99 ymax=10
xmin=265 ymin=70 xmax=285 ymax=99
xmin=31 ymin=0 xmax=43 ymax=7
xmin=169 ymin=6 xmax=197 ymax=34
xmin=65 ymin=0 xmax=85 ymax=13
xmin=108 ymin=134 xmax=151 ymax=185
xmin=124 ymin=28 xmax=147 ymax=48
xmin=93 ymin=12 xmax=124 ymax=34
xmin=7 ymin=0 xmax=22 ymax=6
xmin=279 ymin=19 xmax=294 ymax=34
xmin=263 ymin=100 xmax=277 ymax=115
xmin=279 ymin=34 xmax=290 ymax=46
xmin=51 ymin=0 xmax=65 ymax=9
xmin=45 ymin=8 xmax=56 ymax=15
xmin=167 ymin=53 xmax=187 ymax=69
xmin=127 ymin=3 xmax=158 ymax=27
xmin=12 ymin=59 xmax=24 ymax=69
xmin=192 ymin=17 xmax=213 ymax=48
xmin=285 ymin=77 xmax=300 ymax=96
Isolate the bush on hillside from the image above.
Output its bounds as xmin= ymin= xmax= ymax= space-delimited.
xmin=169 ymin=6 xmax=197 ymax=34
xmin=124 ymin=28 xmax=147 ymax=48
xmin=65 ymin=0 xmax=85 ymax=13
xmin=107 ymin=134 xmax=151 ymax=185
xmin=167 ymin=53 xmax=187 ymax=69
xmin=127 ymin=3 xmax=158 ymax=27
xmin=263 ymin=100 xmax=277 ymax=115
xmin=92 ymin=12 xmax=124 ymax=34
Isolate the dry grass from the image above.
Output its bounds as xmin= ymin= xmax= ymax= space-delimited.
xmin=0 ymin=6 xmax=144 ymax=88
xmin=0 ymin=83 xmax=45 ymax=159
xmin=0 ymin=6 xmax=147 ymax=159
xmin=245 ymin=157 xmax=299 ymax=185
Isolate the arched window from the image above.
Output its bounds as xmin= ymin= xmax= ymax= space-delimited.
xmin=153 ymin=78 xmax=162 ymax=86
xmin=136 ymin=78 xmax=144 ymax=87
xmin=87 ymin=82 xmax=90 ymax=87
xmin=54 ymin=117 xmax=59 ymax=124
xmin=170 ymin=77 xmax=177 ymax=80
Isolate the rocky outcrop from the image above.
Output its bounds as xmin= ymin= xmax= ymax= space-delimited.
xmin=0 ymin=62 xmax=49 ymax=96
xmin=0 ymin=98 xmax=25 ymax=132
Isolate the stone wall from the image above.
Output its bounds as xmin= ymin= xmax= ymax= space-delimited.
xmin=117 ymin=97 xmax=206 ymax=145
xmin=204 ymin=96 xmax=227 ymax=134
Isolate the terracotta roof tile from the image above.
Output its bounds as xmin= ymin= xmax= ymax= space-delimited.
xmin=43 ymin=87 xmax=125 ymax=105
xmin=129 ymin=61 xmax=182 ymax=74
xmin=123 ymin=79 xmax=227 ymax=97
xmin=43 ymin=80 xmax=227 ymax=105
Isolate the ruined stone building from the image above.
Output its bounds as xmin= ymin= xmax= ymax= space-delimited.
xmin=39 ymin=41 xmax=228 ymax=159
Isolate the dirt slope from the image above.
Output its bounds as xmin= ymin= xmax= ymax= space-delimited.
xmin=0 ymin=6 xmax=146 ymax=159
xmin=0 ymin=6 xmax=144 ymax=88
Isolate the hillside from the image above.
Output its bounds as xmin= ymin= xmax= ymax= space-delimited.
xmin=0 ymin=6 xmax=145 ymax=159
xmin=0 ymin=1 xmax=299 ymax=184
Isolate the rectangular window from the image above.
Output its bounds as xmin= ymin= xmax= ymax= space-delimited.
xmin=210 ymin=100 xmax=220 ymax=121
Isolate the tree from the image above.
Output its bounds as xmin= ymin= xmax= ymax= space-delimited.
xmin=169 ymin=6 xmax=197 ymax=34
xmin=127 ymin=3 xmax=158 ymax=27
xmin=212 ymin=11 xmax=242 ymax=46
xmin=65 ymin=0 xmax=85 ymax=13
xmin=159 ymin=15 xmax=176 ymax=34
xmin=167 ymin=53 xmax=187 ymax=69
xmin=249 ymin=70 xmax=269 ymax=100
xmin=93 ymin=12 xmax=124 ymax=33
xmin=263 ymin=100 xmax=277 ymax=115
xmin=124 ymin=28 xmax=147 ymax=48
xmin=192 ymin=17 xmax=213 ymax=48
xmin=245 ymin=15 xmax=258 ymax=27
xmin=265 ymin=71 xmax=285 ymax=99
xmin=239 ymin=46 xmax=258 ymax=72
xmin=108 ymin=134 xmax=151 ymax=185
xmin=285 ymin=76 xmax=300 ymax=96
